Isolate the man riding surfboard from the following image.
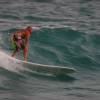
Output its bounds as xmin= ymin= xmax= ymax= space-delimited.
xmin=11 ymin=26 xmax=32 ymax=61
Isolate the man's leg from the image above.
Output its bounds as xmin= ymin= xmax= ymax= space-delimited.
xmin=23 ymin=47 xmax=28 ymax=61
xmin=11 ymin=49 xmax=17 ymax=57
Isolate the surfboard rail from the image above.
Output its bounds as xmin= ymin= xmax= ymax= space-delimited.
xmin=15 ymin=58 xmax=77 ymax=75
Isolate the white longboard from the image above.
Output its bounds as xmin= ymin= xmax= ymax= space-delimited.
xmin=0 ymin=51 xmax=76 ymax=75
xmin=14 ymin=58 xmax=76 ymax=75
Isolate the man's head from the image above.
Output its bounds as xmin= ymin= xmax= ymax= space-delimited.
xmin=26 ymin=26 xmax=32 ymax=33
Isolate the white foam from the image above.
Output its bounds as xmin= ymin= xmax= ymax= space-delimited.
xmin=32 ymin=26 xmax=40 ymax=30
xmin=0 ymin=51 xmax=24 ymax=73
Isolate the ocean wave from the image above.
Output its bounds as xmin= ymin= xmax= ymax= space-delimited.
xmin=1 ymin=27 xmax=100 ymax=71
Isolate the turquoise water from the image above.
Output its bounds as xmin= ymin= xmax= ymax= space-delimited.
xmin=0 ymin=0 xmax=100 ymax=100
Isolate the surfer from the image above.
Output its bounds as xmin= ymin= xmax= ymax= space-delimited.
xmin=11 ymin=26 xmax=32 ymax=61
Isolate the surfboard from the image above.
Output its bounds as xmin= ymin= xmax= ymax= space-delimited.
xmin=13 ymin=57 xmax=77 ymax=75
xmin=0 ymin=51 xmax=76 ymax=75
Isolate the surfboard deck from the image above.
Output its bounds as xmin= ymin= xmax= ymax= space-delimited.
xmin=13 ymin=58 xmax=77 ymax=75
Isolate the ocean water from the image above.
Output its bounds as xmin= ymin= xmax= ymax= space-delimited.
xmin=0 ymin=0 xmax=100 ymax=100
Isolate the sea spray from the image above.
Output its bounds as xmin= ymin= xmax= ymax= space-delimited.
xmin=0 ymin=51 xmax=24 ymax=73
